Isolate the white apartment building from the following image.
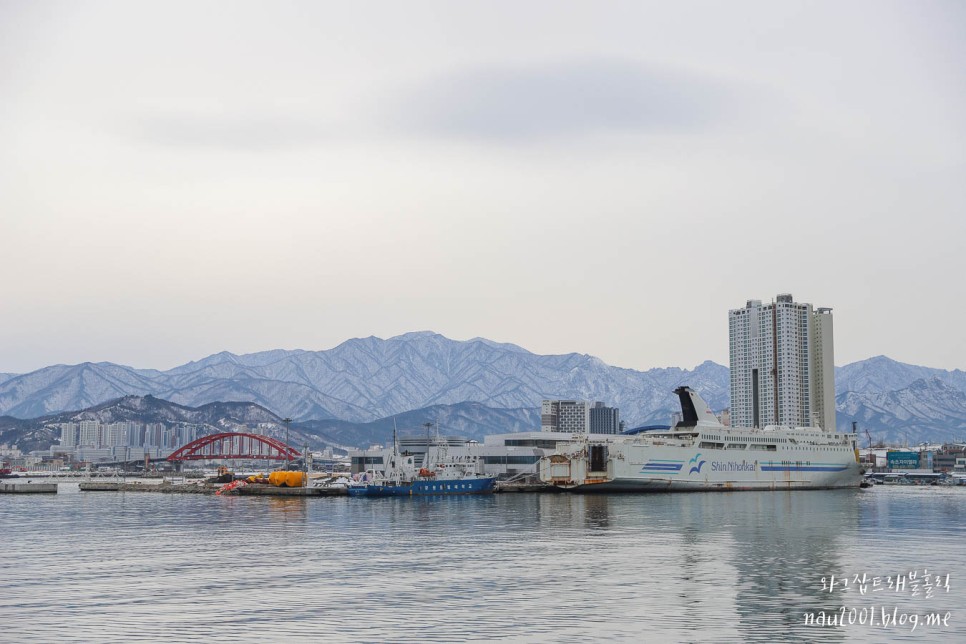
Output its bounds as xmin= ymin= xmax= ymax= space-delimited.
xmin=728 ymin=294 xmax=836 ymax=431
xmin=52 ymin=419 xmax=187 ymax=454
xmin=144 ymin=423 xmax=165 ymax=447
xmin=59 ymin=422 xmax=78 ymax=448
xmin=127 ymin=422 xmax=144 ymax=447
xmin=104 ymin=422 xmax=130 ymax=447
xmin=542 ymin=400 xmax=586 ymax=432
xmin=78 ymin=420 xmax=101 ymax=447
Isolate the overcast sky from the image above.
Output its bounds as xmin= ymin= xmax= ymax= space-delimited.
xmin=2 ymin=0 xmax=964 ymax=374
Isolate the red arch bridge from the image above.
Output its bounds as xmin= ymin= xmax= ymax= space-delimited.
xmin=166 ymin=432 xmax=301 ymax=462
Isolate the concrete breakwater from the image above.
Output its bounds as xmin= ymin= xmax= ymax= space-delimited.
xmin=237 ymin=485 xmax=346 ymax=497
xmin=77 ymin=481 xmax=348 ymax=496
xmin=1 ymin=482 xmax=58 ymax=494
xmin=79 ymin=481 xmax=212 ymax=494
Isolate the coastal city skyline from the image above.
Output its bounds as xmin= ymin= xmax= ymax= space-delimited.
xmin=2 ymin=1 xmax=965 ymax=375
xmin=3 ymin=4 xmax=964 ymax=643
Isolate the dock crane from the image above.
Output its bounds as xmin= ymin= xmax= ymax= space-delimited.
xmin=853 ymin=421 xmax=873 ymax=450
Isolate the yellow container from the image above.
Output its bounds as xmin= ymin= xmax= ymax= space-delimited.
xmin=268 ymin=471 xmax=306 ymax=488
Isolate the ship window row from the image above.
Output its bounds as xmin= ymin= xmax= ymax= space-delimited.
xmin=483 ymin=456 xmax=540 ymax=465
xmin=504 ymin=439 xmax=557 ymax=448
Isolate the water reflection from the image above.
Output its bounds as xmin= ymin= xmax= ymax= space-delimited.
xmin=582 ymin=494 xmax=611 ymax=530
xmin=1 ymin=488 xmax=963 ymax=642
xmin=724 ymin=491 xmax=857 ymax=643
xmin=263 ymin=496 xmax=310 ymax=519
xmin=543 ymin=490 xmax=863 ymax=641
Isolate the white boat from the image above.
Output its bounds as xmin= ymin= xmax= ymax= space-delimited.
xmin=539 ymin=386 xmax=862 ymax=492
xmin=348 ymin=425 xmax=496 ymax=497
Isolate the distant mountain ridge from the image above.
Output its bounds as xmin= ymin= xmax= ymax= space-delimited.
xmin=297 ymin=402 xmax=541 ymax=449
xmin=835 ymin=355 xmax=966 ymax=394
xmin=0 ymin=395 xmax=539 ymax=453
xmin=0 ymin=332 xmax=730 ymax=425
xmin=0 ymin=332 xmax=964 ymax=444
xmin=837 ymin=378 xmax=966 ymax=445
xmin=61 ymin=394 xmax=283 ymax=427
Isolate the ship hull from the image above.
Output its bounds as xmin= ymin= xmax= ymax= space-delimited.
xmin=347 ymin=476 xmax=497 ymax=497
xmin=566 ymin=470 xmax=861 ymax=493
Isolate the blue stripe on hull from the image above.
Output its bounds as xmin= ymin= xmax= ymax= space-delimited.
xmin=412 ymin=478 xmax=496 ymax=495
xmin=759 ymin=466 xmax=848 ymax=472
xmin=641 ymin=462 xmax=683 ymax=473
xmin=347 ymin=477 xmax=497 ymax=497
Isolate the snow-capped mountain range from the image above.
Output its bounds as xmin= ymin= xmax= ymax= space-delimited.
xmin=0 ymin=332 xmax=729 ymax=424
xmin=1 ymin=332 xmax=964 ymax=444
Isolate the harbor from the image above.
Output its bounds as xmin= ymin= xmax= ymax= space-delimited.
xmin=2 ymin=4 xmax=962 ymax=640
xmin=4 ymin=470 xmax=964 ymax=497
xmin=0 ymin=475 xmax=553 ymax=497
xmin=3 ymin=482 xmax=963 ymax=642
xmin=69 ymin=478 xmax=551 ymax=496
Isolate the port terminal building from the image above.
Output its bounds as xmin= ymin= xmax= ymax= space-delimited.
xmin=349 ymin=431 xmax=584 ymax=480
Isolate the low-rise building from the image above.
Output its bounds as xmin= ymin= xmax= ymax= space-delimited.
xmin=542 ymin=400 xmax=620 ymax=434
xmin=349 ymin=431 xmax=584 ymax=480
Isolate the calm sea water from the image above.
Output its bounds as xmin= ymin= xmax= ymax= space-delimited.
xmin=1 ymin=485 xmax=964 ymax=643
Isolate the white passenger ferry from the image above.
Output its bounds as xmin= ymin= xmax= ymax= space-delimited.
xmin=539 ymin=386 xmax=862 ymax=492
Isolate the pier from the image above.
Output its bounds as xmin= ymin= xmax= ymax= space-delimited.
xmin=58 ymin=476 xmax=555 ymax=496
xmin=74 ymin=480 xmax=348 ymax=496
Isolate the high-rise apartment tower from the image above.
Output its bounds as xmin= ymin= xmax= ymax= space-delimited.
xmin=728 ymin=294 xmax=836 ymax=431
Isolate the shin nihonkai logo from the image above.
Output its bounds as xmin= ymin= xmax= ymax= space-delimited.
xmin=688 ymin=453 xmax=706 ymax=475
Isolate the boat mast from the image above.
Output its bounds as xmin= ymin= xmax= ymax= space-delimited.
xmin=423 ymin=421 xmax=435 ymax=469
xmin=435 ymin=420 xmax=447 ymax=463
xmin=389 ymin=418 xmax=400 ymax=484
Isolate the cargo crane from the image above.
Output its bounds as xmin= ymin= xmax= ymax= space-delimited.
xmin=853 ymin=421 xmax=873 ymax=451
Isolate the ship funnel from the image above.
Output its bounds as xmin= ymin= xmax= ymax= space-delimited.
xmin=673 ymin=386 xmax=723 ymax=428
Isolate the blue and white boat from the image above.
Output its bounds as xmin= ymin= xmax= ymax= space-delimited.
xmin=348 ymin=430 xmax=496 ymax=497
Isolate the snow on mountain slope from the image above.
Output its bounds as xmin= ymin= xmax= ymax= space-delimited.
xmin=837 ymin=378 xmax=966 ymax=444
xmin=1 ymin=334 xmax=962 ymax=444
xmin=835 ymin=355 xmax=966 ymax=394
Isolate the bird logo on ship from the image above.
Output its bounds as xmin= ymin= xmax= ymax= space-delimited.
xmin=688 ymin=453 xmax=706 ymax=475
